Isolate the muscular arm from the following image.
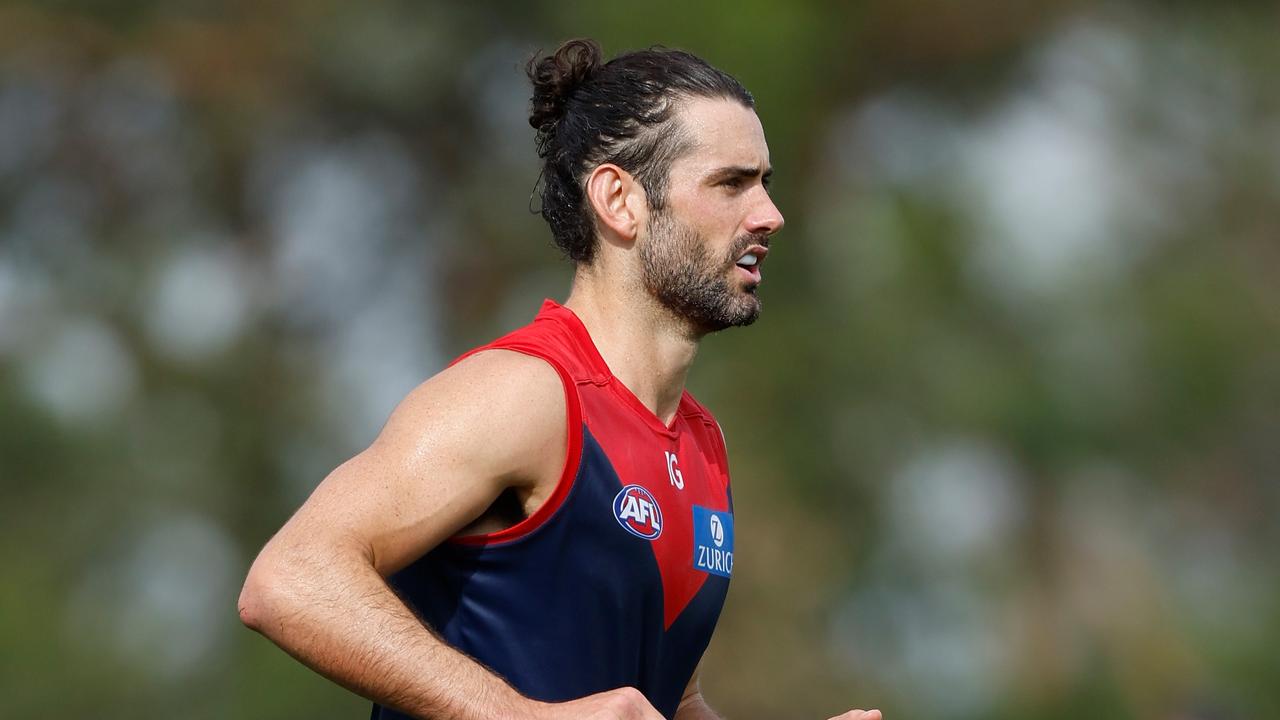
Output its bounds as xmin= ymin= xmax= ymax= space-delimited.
xmin=238 ymin=351 xmax=590 ymax=719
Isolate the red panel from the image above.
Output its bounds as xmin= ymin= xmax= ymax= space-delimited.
xmin=583 ymin=390 xmax=732 ymax=629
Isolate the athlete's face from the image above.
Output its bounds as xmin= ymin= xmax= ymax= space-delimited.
xmin=639 ymin=98 xmax=784 ymax=334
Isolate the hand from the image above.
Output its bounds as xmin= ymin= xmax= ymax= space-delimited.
xmin=530 ymin=687 xmax=666 ymax=720
xmin=828 ymin=710 xmax=882 ymax=720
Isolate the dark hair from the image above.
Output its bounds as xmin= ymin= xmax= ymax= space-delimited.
xmin=527 ymin=38 xmax=754 ymax=264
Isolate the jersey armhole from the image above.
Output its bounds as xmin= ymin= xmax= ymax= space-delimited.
xmin=714 ymin=420 xmax=732 ymax=480
xmin=715 ymin=421 xmax=734 ymax=512
xmin=448 ymin=346 xmax=584 ymax=547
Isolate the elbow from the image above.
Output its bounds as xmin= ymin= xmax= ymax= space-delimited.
xmin=237 ymin=533 xmax=366 ymax=636
xmin=237 ymin=578 xmax=264 ymax=633
xmin=238 ymin=555 xmax=286 ymax=634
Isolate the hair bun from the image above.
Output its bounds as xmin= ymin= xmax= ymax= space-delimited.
xmin=527 ymin=38 xmax=603 ymax=135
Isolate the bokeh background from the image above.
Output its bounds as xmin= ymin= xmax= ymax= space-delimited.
xmin=2 ymin=1 xmax=1277 ymax=718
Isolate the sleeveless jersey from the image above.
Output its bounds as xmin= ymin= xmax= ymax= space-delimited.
xmin=371 ymin=300 xmax=735 ymax=720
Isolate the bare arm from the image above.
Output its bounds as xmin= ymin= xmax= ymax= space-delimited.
xmin=674 ymin=669 xmax=721 ymax=720
xmin=238 ymin=350 xmax=662 ymax=720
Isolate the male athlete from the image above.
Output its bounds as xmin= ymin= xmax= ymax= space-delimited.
xmin=239 ymin=39 xmax=882 ymax=720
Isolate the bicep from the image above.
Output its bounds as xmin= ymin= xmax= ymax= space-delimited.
xmin=269 ymin=350 xmax=567 ymax=576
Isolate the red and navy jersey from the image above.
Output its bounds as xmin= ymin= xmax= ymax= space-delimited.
xmin=372 ymin=300 xmax=735 ymax=720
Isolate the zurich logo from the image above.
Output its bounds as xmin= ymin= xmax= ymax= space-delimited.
xmin=613 ymin=484 xmax=663 ymax=540
xmin=692 ymin=506 xmax=733 ymax=578
xmin=709 ymin=514 xmax=725 ymax=547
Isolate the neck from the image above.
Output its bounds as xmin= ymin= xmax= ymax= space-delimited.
xmin=564 ymin=268 xmax=702 ymax=426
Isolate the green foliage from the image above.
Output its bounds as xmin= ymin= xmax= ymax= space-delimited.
xmin=2 ymin=2 xmax=1276 ymax=718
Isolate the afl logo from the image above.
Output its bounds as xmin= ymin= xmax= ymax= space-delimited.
xmin=613 ymin=484 xmax=663 ymax=540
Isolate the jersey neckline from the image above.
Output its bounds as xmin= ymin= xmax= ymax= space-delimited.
xmin=537 ymin=299 xmax=688 ymax=439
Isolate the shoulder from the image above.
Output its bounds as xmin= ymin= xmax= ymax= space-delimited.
xmin=677 ymin=390 xmax=730 ymax=459
xmin=428 ymin=348 xmax=566 ymax=409
xmin=374 ymin=349 xmax=569 ymax=482
xmin=677 ymin=390 xmax=720 ymax=432
xmin=388 ymin=347 xmax=566 ymax=431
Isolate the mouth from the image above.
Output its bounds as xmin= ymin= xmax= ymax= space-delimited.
xmin=733 ymin=245 xmax=768 ymax=284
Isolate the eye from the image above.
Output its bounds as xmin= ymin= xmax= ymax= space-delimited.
xmin=719 ymin=177 xmax=746 ymax=190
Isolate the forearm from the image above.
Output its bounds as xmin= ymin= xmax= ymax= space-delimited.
xmin=239 ymin=544 xmax=530 ymax=720
xmin=675 ymin=692 xmax=724 ymax=720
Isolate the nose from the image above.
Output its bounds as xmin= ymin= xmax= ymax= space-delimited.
xmin=745 ymin=189 xmax=785 ymax=237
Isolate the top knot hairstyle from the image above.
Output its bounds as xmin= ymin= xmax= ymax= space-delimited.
xmin=527 ymin=38 xmax=754 ymax=264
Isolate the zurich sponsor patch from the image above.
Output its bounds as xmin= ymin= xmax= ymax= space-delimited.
xmin=613 ymin=484 xmax=663 ymax=540
xmin=692 ymin=505 xmax=734 ymax=578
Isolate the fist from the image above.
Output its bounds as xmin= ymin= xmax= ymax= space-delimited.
xmin=532 ymin=686 xmax=664 ymax=720
xmin=829 ymin=710 xmax=882 ymax=720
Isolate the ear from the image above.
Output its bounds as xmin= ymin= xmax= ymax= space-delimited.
xmin=584 ymin=163 xmax=645 ymax=242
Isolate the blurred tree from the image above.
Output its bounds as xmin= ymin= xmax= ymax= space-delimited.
xmin=1 ymin=2 xmax=1277 ymax=719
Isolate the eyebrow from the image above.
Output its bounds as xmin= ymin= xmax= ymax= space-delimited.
xmin=706 ymin=165 xmax=773 ymax=184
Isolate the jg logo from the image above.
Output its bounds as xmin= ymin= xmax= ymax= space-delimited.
xmin=665 ymin=451 xmax=684 ymax=490
xmin=709 ymin=514 xmax=724 ymax=547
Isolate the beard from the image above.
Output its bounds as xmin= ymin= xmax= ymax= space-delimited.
xmin=640 ymin=207 xmax=767 ymax=334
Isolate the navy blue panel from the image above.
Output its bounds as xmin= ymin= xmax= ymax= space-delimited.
xmin=649 ymin=573 xmax=730 ymax=717
xmin=374 ymin=425 xmax=720 ymax=719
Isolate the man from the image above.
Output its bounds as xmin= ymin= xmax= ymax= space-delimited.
xmin=239 ymin=38 xmax=882 ymax=720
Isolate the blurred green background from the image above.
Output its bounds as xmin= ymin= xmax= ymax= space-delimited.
xmin=2 ymin=1 xmax=1277 ymax=718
